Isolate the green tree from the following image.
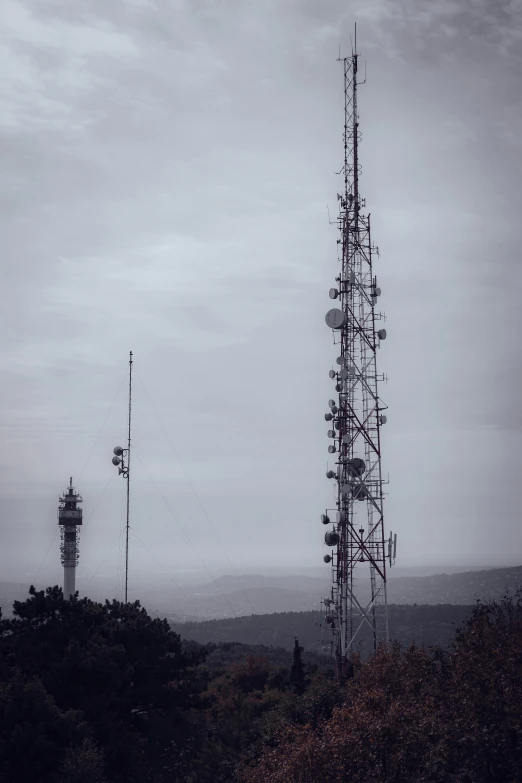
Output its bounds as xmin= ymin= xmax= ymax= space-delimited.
xmin=239 ymin=592 xmax=522 ymax=783
xmin=289 ymin=638 xmax=306 ymax=695
xmin=60 ymin=738 xmax=106 ymax=783
xmin=0 ymin=674 xmax=95 ymax=783
xmin=0 ymin=586 xmax=206 ymax=783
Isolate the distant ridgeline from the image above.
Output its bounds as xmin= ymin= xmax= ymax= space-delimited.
xmin=171 ymin=604 xmax=474 ymax=656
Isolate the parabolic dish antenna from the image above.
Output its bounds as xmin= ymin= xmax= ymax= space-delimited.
xmin=325 ymin=308 xmax=347 ymax=330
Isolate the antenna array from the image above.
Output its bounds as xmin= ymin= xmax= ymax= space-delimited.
xmin=111 ymin=350 xmax=133 ymax=603
xmin=58 ymin=477 xmax=83 ymax=599
xmin=321 ymin=35 xmax=396 ymax=678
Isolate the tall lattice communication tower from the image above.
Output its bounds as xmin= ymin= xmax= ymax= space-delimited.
xmin=321 ymin=35 xmax=397 ymax=678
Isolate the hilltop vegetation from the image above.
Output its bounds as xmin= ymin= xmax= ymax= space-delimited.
xmin=239 ymin=592 xmax=522 ymax=783
xmin=1 ymin=586 xmax=521 ymax=782
xmin=172 ymin=603 xmax=474 ymax=656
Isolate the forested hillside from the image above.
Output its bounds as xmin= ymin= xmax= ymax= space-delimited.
xmin=1 ymin=586 xmax=521 ymax=782
xmin=172 ymin=604 xmax=474 ymax=655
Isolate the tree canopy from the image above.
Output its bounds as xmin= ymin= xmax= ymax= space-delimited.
xmin=1 ymin=586 xmax=521 ymax=782
xmin=0 ymin=586 xmax=205 ymax=783
xmin=239 ymin=591 xmax=522 ymax=783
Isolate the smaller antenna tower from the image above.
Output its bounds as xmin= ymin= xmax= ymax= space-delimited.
xmin=58 ymin=477 xmax=83 ymax=599
xmin=111 ymin=350 xmax=132 ymax=603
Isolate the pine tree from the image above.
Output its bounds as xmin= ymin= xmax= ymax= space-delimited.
xmin=289 ymin=638 xmax=306 ymax=695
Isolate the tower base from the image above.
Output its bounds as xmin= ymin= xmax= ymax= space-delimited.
xmin=64 ymin=566 xmax=76 ymax=600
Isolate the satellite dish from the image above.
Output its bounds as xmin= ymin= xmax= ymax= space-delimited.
xmin=329 ymin=288 xmax=339 ymax=300
xmin=336 ymin=356 xmax=343 ymax=366
xmin=336 ymin=511 xmax=347 ymax=523
xmin=339 ymin=368 xmax=349 ymax=380
xmin=331 ymin=405 xmax=338 ymax=414
xmin=324 ymin=412 xmax=333 ymax=422
xmin=325 ymin=531 xmax=339 ymax=547
xmin=112 ymin=456 xmax=121 ymax=466
xmin=328 ymin=399 xmax=336 ymax=409
xmin=329 ymin=369 xmax=336 ymax=379
xmin=378 ymin=328 xmax=387 ymax=340
xmin=321 ymin=514 xmax=330 ymax=525
xmin=374 ymin=287 xmax=381 ymax=297
xmin=326 ymin=470 xmax=336 ymax=479
xmin=113 ymin=446 xmax=124 ymax=456
xmin=328 ymin=445 xmax=336 ymax=454
xmin=118 ymin=467 xmax=124 ymax=475
xmin=346 ymin=458 xmax=366 ymax=477
xmin=325 ymin=308 xmax=347 ymax=330
xmin=380 ymin=414 xmax=387 ymax=425
xmin=324 ymin=554 xmax=332 ymax=563
xmin=352 ymin=484 xmax=368 ymax=501
xmin=327 ymin=430 xmax=335 ymax=438
xmin=340 ymin=483 xmax=351 ymax=496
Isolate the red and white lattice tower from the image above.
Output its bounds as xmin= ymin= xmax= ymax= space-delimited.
xmin=321 ymin=36 xmax=396 ymax=678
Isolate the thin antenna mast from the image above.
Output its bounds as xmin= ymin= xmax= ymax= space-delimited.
xmin=111 ymin=350 xmax=133 ymax=603
xmin=125 ymin=351 xmax=132 ymax=603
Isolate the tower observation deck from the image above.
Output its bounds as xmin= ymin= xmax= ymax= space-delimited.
xmin=58 ymin=477 xmax=83 ymax=599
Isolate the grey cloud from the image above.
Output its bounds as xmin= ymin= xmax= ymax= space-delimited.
xmin=1 ymin=0 xmax=521 ymax=581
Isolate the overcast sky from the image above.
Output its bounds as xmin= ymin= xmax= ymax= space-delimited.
xmin=1 ymin=0 xmax=521 ymax=593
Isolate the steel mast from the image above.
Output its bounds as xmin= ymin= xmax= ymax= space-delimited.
xmin=112 ymin=350 xmax=132 ymax=603
xmin=322 ymin=31 xmax=396 ymax=678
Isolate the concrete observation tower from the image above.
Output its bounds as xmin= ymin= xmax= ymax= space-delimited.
xmin=58 ymin=477 xmax=83 ymax=599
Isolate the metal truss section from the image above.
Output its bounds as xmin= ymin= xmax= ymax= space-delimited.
xmin=321 ymin=41 xmax=396 ymax=680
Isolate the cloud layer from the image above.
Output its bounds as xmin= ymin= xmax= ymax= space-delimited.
xmin=1 ymin=0 xmax=521 ymax=585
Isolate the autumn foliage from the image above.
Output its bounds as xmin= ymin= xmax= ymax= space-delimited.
xmin=239 ymin=592 xmax=522 ymax=783
xmin=1 ymin=587 xmax=521 ymax=782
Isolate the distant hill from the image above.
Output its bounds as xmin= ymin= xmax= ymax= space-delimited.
xmin=181 ymin=565 xmax=522 ymax=618
xmin=182 ymin=639 xmax=331 ymax=671
xmin=2 ymin=566 xmax=520 ymax=622
xmin=194 ymin=573 xmax=329 ymax=595
xmin=172 ymin=604 xmax=474 ymax=656
xmin=388 ymin=566 xmax=522 ymax=604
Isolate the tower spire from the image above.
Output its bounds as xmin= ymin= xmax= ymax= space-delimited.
xmin=322 ymin=35 xmax=395 ymax=678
